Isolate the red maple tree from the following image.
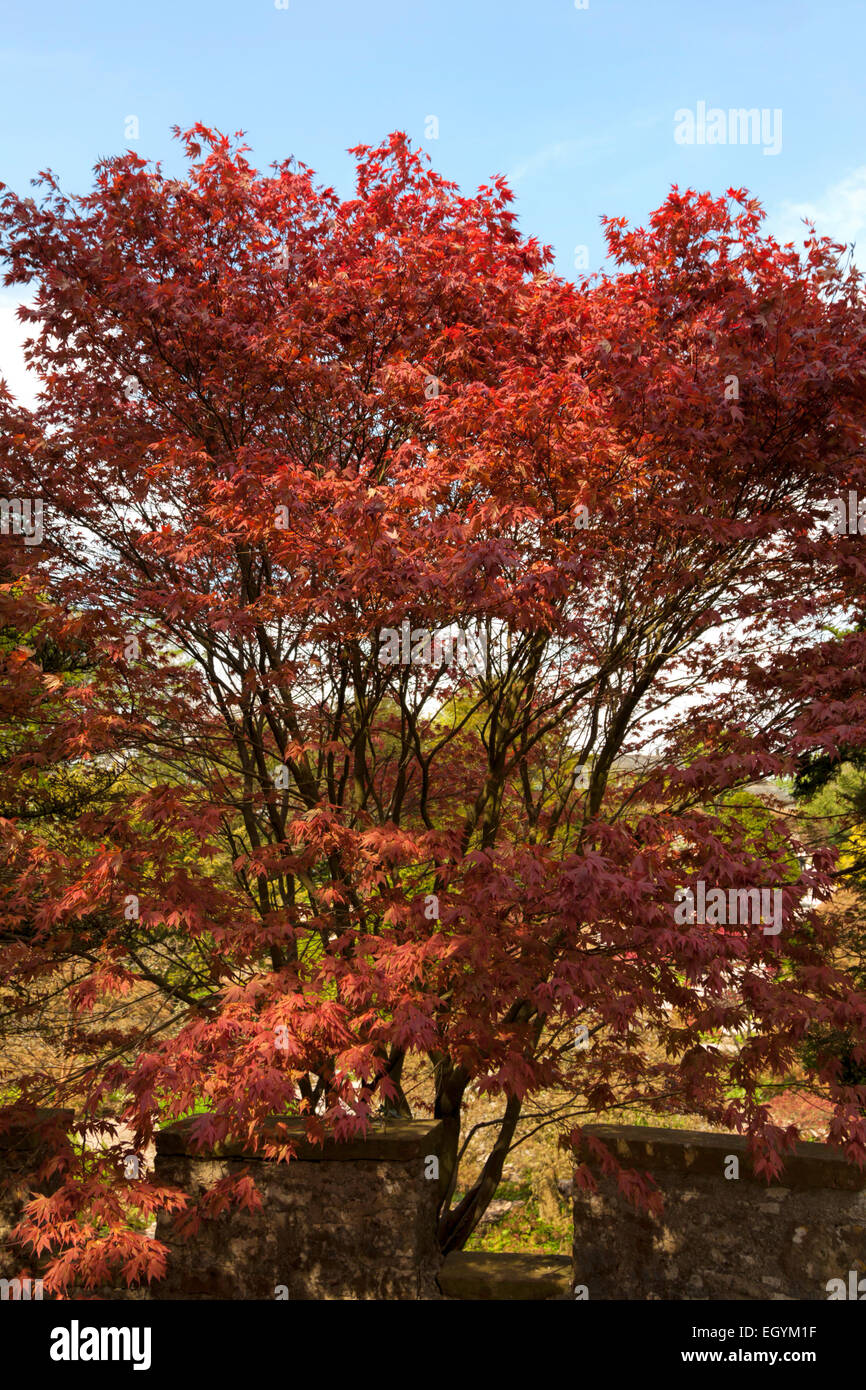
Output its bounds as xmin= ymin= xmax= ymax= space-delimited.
xmin=2 ymin=126 xmax=866 ymax=1291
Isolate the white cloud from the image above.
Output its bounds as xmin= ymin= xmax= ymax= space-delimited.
xmin=506 ymin=133 xmax=617 ymax=186
xmin=775 ymin=165 xmax=866 ymax=253
xmin=506 ymin=113 xmax=665 ymax=189
xmin=0 ymin=291 xmax=40 ymax=409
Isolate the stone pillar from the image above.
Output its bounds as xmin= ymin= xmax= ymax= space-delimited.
xmin=152 ymin=1117 xmax=444 ymax=1299
xmin=573 ymin=1123 xmax=866 ymax=1300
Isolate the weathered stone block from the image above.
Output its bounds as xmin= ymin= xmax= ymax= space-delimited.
xmin=0 ymin=1108 xmax=72 ymax=1283
xmin=574 ymin=1124 xmax=866 ymax=1300
xmin=152 ymin=1117 xmax=444 ymax=1300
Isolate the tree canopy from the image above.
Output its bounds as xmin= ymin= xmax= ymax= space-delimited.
xmin=2 ymin=125 xmax=866 ymax=1289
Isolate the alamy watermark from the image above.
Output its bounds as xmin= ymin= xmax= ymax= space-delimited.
xmin=378 ymin=620 xmax=487 ymax=676
xmin=50 ymin=1322 xmax=151 ymax=1370
xmin=674 ymin=102 xmax=782 ymax=156
xmin=827 ymin=1270 xmax=866 ymax=1299
xmin=0 ymin=497 xmax=43 ymax=545
xmin=674 ymin=881 xmax=782 ymax=934
xmin=1 ymin=1276 xmax=43 ymax=1300
xmin=828 ymin=490 xmax=865 ymax=536
xmin=123 ymin=1153 xmax=142 ymax=1179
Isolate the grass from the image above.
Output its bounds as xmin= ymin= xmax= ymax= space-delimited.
xmin=456 ymin=1176 xmax=572 ymax=1256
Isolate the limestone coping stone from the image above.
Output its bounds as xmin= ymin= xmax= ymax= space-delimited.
xmin=0 ymin=1108 xmax=74 ymax=1156
xmin=575 ymin=1123 xmax=866 ymax=1190
xmin=156 ymin=1116 xmax=445 ymax=1162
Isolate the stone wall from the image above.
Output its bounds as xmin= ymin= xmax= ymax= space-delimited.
xmin=0 ymin=1108 xmax=72 ymax=1284
xmin=16 ymin=1112 xmax=863 ymax=1301
xmin=152 ymin=1117 xmax=445 ymax=1300
xmin=573 ymin=1124 xmax=866 ymax=1300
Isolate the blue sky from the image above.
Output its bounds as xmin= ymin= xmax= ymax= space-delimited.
xmin=2 ymin=0 xmax=865 ymax=398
